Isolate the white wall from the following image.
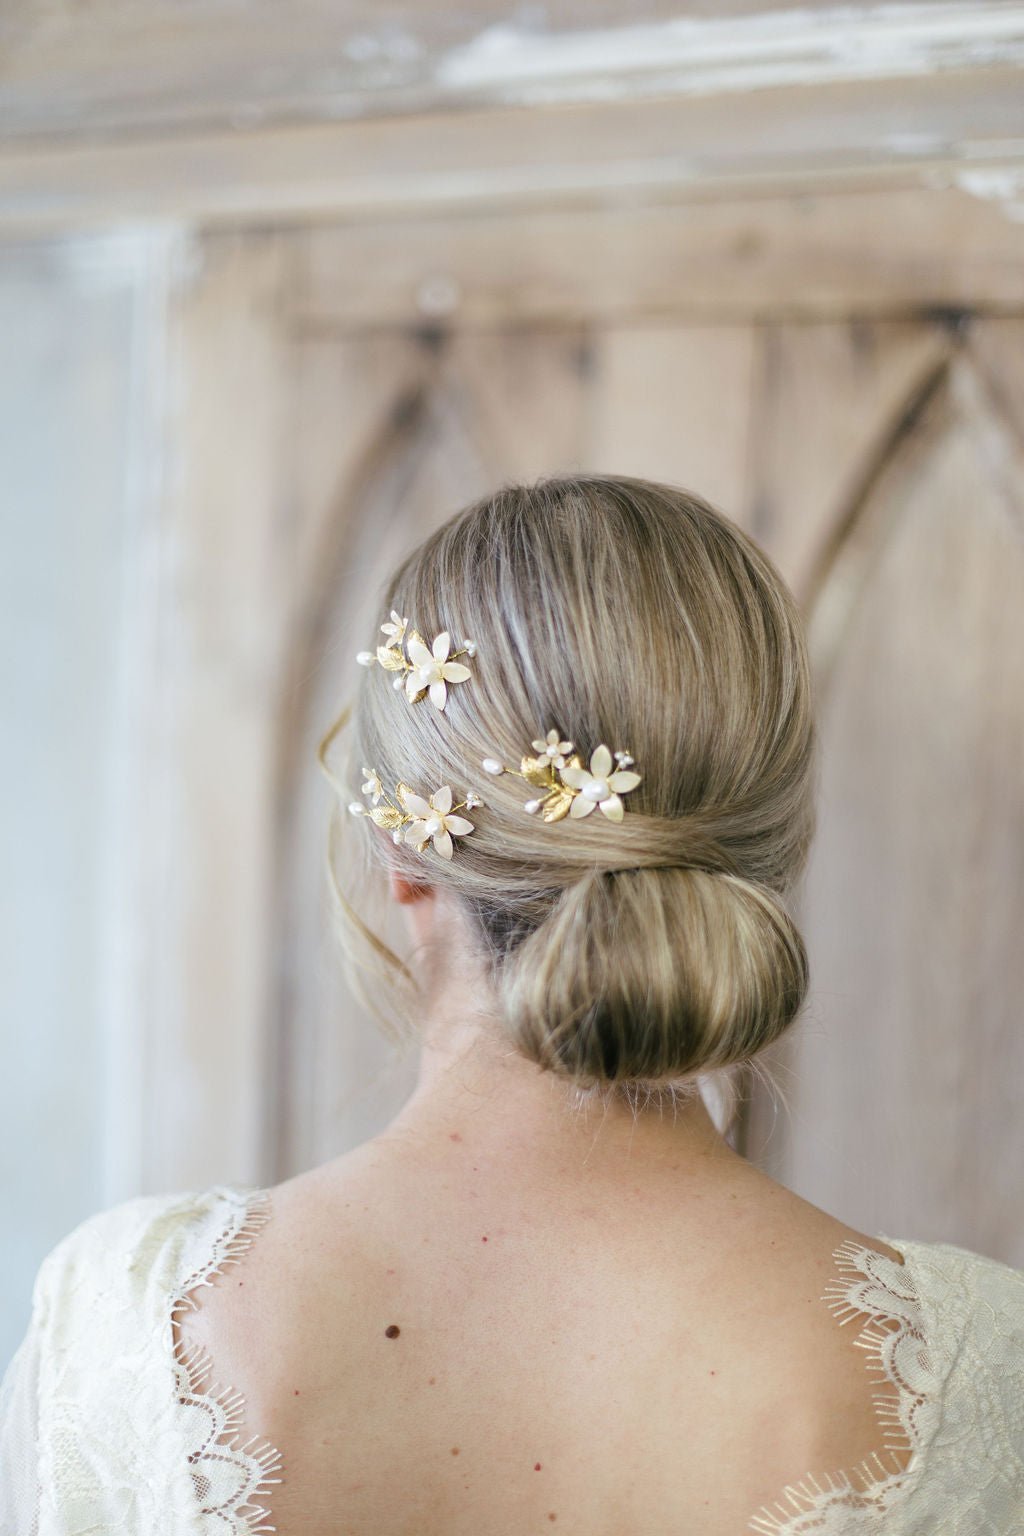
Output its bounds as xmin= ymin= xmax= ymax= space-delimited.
xmin=0 ymin=233 xmax=166 ymax=1371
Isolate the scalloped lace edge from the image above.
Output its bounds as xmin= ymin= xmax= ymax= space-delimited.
xmin=746 ymin=1236 xmax=932 ymax=1534
xmin=169 ymin=1188 xmax=284 ymax=1534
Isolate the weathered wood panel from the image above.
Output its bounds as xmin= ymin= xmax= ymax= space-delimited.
xmin=4 ymin=3 xmax=1021 ymax=141
xmin=2 ymin=65 xmax=1023 ymax=237
xmin=748 ymin=341 xmax=1024 ymax=1263
xmin=136 ymin=231 xmax=298 ymax=1190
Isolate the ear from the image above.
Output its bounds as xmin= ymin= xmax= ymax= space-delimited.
xmin=389 ymin=869 xmax=436 ymax=906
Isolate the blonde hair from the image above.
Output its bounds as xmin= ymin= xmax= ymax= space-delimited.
xmin=318 ymin=474 xmax=817 ymax=1108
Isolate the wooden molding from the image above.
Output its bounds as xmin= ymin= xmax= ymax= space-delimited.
xmin=4 ymin=3 xmax=1024 ymax=140
xmin=1 ymin=4 xmax=1023 ymax=238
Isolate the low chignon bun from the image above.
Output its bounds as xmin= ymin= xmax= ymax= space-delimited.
xmin=492 ymin=864 xmax=808 ymax=1083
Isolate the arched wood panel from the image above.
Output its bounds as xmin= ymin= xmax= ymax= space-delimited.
xmin=751 ymin=346 xmax=1024 ymax=1263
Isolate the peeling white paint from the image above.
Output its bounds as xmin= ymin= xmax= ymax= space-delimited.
xmin=437 ymin=5 xmax=1024 ymax=101
xmin=954 ymin=165 xmax=1024 ymax=222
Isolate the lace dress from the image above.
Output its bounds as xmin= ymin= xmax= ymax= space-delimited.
xmin=1 ymin=1183 xmax=1022 ymax=1534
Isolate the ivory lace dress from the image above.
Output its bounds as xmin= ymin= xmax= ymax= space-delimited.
xmin=1 ymin=1183 xmax=1023 ymax=1534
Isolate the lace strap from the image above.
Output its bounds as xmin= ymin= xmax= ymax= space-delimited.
xmin=747 ymin=1237 xmax=936 ymax=1534
xmin=168 ymin=1187 xmax=284 ymax=1534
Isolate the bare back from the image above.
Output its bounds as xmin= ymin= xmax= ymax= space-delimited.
xmin=177 ymin=1146 xmax=911 ymax=1536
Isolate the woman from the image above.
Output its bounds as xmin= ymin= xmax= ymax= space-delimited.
xmin=2 ymin=473 xmax=1022 ymax=1534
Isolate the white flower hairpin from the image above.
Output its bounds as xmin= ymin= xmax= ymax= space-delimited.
xmin=355 ymin=609 xmax=476 ymax=713
xmin=348 ymin=766 xmax=485 ymax=860
xmin=481 ymin=728 xmax=641 ymax=823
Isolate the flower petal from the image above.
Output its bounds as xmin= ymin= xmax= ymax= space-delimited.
xmin=433 ymin=829 xmax=454 ymax=860
xmin=405 ymin=673 xmax=425 ymax=702
xmin=599 ymin=794 xmax=624 ymax=821
xmin=559 ymin=766 xmax=590 ymax=789
xmin=569 ymin=795 xmax=596 ymax=817
xmin=442 ymin=662 xmax=471 ymax=683
xmin=444 ymin=815 xmax=474 ymax=836
xmin=404 ymin=819 xmax=429 ymax=845
xmin=608 ymin=770 xmax=641 ymax=793
xmin=432 ymin=631 xmax=451 ymax=661
xmin=590 ymin=744 xmax=612 ymax=778
xmin=432 ymin=785 xmax=453 ymax=814
xmin=402 ymin=794 xmax=432 ymax=817
xmin=429 ymin=678 xmax=448 ymax=710
xmin=407 ymin=636 xmax=433 ymax=668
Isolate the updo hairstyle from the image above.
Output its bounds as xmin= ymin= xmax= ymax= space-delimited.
xmin=319 ymin=474 xmax=817 ymax=1106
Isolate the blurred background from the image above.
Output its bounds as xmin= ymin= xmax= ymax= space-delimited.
xmin=3 ymin=0 xmax=1024 ymax=1372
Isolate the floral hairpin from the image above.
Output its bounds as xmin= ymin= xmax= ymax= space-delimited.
xmin=481 ymin=728 xmax=641 ymax=823
xmin=348 ymin=765 xmax=485 ymax=860
xmin=356 ymin=609 xmax=476 ymax=713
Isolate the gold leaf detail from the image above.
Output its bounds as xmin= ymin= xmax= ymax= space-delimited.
xmin=541 ymin=789 xmax=576 ymax=823
xmin=520 ymin=755 xmax=558 ymax=789
xmin=376 ymin=644 xmax=407 ymax=672
xmin=370 ymin=806 xmax=405 ymax=830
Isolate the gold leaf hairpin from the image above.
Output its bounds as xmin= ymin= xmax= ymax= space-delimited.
xmin=481 ymin=728 xmax=641 ymax=824
xmin=348 ymin=767 xmax=484 ymax=860
xmin=355 ymin=609 xmax=476 ymax=712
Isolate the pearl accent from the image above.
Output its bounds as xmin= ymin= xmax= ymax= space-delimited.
xmin=481 ymin=758 xmax=504 ymax=775
xmin=583 ymin=779 xmax=610 ymax=800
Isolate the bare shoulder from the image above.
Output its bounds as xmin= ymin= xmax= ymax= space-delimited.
xmin=728 ymin=1155 xmax=908 ymax=1269
xmin=173 ymin=1147 xmax=416 ymax=1406
xmin=173 ymin=1153 xmax=924 ymax=1536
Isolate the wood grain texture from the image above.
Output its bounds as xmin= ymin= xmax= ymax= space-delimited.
xmin=137 ymin=231 xmax=297 ymax=1189
xmin=748 ymin=320 xmax=955 ymax=608
xmin=748 ymin=345 xmax=1024 ymax=1261
xmin=584 ymin=324 xmax=758 ymax=516
xmin=4 ymin=3 xmax=1021 ymax=142
xmin=289 ymin=187 xmax=1024 ymax=331
xmin=2 ymin=63 xmax=1023 ymax=237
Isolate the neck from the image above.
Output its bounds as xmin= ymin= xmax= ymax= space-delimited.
xmin=372 ymin=984 xmax=747 ymax=1201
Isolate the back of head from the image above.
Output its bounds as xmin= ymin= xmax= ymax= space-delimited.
xmin=325 ymin=473 xmax=818 ymax=1103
